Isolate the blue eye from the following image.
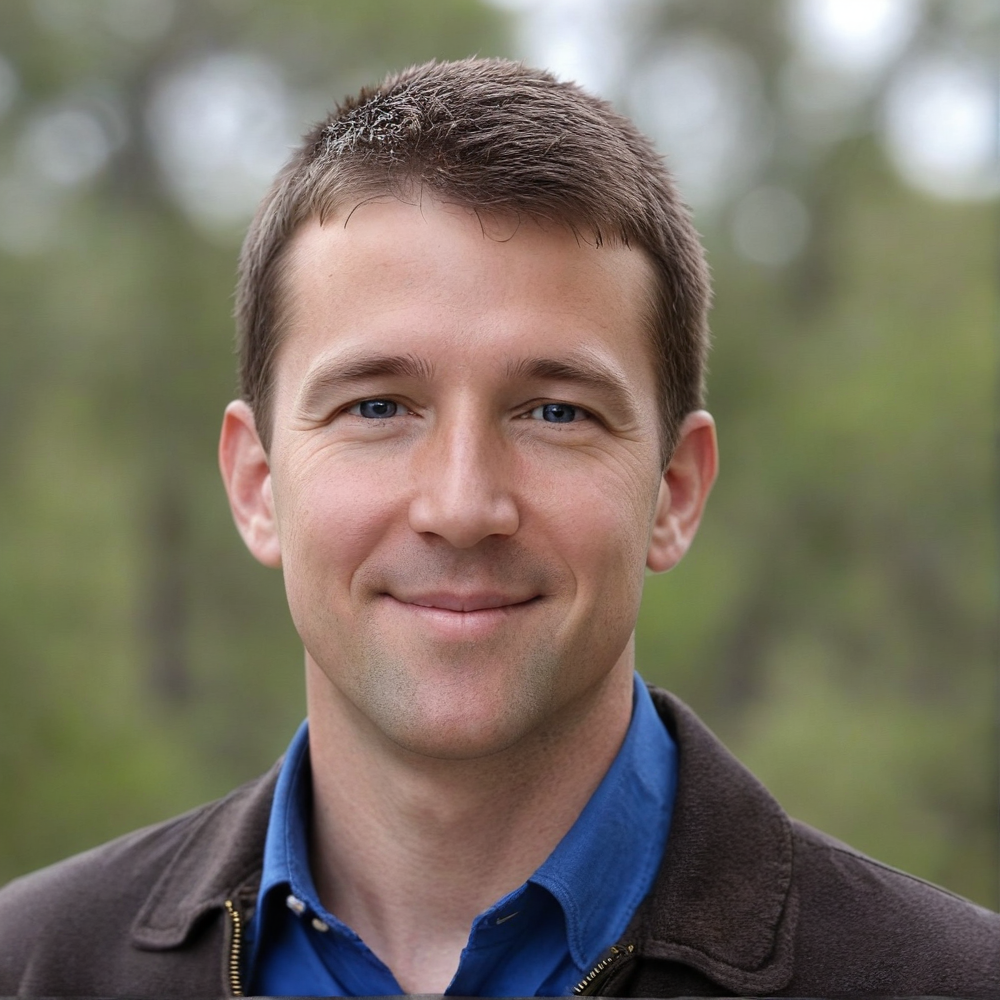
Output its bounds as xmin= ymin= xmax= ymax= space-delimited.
xmin=352 ymin=399 xmax=398 ymax=419
xmin=530 ymin=403 xmax=587 ymax=423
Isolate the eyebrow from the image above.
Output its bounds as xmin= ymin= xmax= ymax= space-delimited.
xmin=297 ymin=351 xmax=434 ymax=414
xmin=505 ymin=354 xmax=640 ymax=419
xmin=296 ymin=348 xmax=640 ymax=421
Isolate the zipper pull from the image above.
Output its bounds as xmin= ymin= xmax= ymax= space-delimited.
xmin=574 ymin=942 xmax=636 ymax=996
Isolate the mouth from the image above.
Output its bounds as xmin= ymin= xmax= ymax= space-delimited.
xmin=398 ymin=592 xmax=540 ymax=613
xmin=379 ymin=591 xmax=542 ymax=636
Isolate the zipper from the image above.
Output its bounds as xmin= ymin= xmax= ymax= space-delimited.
xmin=573 ymin=942 xmax=636 ymax=996
xmin=223 ymin=899 xmax=245 ymax=997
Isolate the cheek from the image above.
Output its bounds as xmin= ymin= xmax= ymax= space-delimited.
xmin=526 ymin=455 xmax=656 ymax=600
xmin=272 ymin=449 xmax=403 ymax=603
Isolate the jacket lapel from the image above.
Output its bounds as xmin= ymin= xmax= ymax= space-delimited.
xmin=633 ymin=688 xmax=797 ymax=994
xmin=130 ymin=761 xmax=280 ymax=950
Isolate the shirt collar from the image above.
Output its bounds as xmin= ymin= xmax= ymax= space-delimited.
xmin=257 ymin=717 xmax=319 ymax=912
xmin=530 ymin=674 xmax=676 ymax=967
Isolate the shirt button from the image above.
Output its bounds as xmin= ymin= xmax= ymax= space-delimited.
xmin=285 ymin=894 xmax=306 ymax=915
xmin=311 ymin=917 xmax=330 ymax=932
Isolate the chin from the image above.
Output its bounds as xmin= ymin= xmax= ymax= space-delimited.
xmin=356 ymin=660 xmax=554 ymax=761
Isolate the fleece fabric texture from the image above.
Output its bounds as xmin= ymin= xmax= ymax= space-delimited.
xmin=0 ymin=687 xmax=997 ymax=998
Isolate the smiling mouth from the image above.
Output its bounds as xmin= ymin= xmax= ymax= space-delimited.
xmin=384 ymin=593 xmax=541 ymax=614
xmin=377 ymin=592 xmax=543 ymax=640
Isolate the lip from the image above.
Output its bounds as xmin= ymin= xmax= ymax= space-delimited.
xmin=388 ymin=592 xmax=539 ymax=613
xmin=378 ymin=592 xmax=541 ymax=639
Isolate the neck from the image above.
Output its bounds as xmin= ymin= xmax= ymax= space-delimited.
xmin=304 ymin=651 xmax=635 ymax=994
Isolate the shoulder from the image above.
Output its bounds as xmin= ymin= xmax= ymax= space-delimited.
xmin=0 ymin=765 xmax=277 ymax=995
xmin=0 ymin=804 xmax=205 ymax=930
xmin=0 ymin=768 xmax=269 ymax=921
xmin=636 ymin=686 xmax=999 ymax=998
xmin=788 ymin=819 xmax=999 ymax=988
xmin=0 ymin=806 xmax=203 ymax=991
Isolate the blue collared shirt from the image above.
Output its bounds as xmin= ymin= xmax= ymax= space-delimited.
xmin=244 ymin=674 xmax=677 ymax=996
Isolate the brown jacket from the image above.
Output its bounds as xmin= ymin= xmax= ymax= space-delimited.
xmin=1 ymin=688 xmax=997 ymax=997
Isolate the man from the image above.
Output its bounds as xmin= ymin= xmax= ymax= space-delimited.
xmin=0 ymin=58 xmax=996 ymax=998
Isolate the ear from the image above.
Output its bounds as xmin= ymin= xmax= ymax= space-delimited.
xmin=218 ymin=400 xmax=282 ymax=568
xmin=646 ymin=410 xmax=718 ymax=573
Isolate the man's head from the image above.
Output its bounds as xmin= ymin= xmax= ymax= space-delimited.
xmin=235 ymin=58 xmax=711 ymax=466
xmin=220 ymin=59 xmax=717 ymax=761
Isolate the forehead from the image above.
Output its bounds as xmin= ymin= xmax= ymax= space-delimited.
xmin=275 ymin=198 xmax=659 ymax=399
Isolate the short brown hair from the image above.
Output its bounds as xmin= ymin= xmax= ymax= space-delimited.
xmin=235 ymin=57 xmax=710 ymax=462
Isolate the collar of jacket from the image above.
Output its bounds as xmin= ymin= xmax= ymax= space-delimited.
xmin=128 ymin=687 xmax=796 ymax=994
xmin=129 ymin=762 xmax=279 ymax=951
xmin=632 ymin=687 xmax=797 ymax=994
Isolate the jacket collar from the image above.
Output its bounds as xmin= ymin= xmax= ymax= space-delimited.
xmin=635 ymin=687 xmax=797 ymax=994
xmin=130 ymin=762 xmax=279 ymax=950
xmin=131 ymin=689 xmax=797 ymax=994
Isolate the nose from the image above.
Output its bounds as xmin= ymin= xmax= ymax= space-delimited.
xmin=408 ymin=413 xmax=519 ymax=548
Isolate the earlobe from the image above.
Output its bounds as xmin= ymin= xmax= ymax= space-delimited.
xmin=646 ymin=410 xmax=718 ymax=573
xmin=218 ymin=400 xmax=282 ymax=568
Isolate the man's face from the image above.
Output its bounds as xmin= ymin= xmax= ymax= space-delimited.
xmin=238 ymin=198 xmax=681 ymax=759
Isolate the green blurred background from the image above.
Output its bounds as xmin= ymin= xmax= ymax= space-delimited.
xmin=0 ymin=0 xmax=996 ymax=908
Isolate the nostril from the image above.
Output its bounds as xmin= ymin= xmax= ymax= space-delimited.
xmin=407 ymin=493 xmax=519 ymax=547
